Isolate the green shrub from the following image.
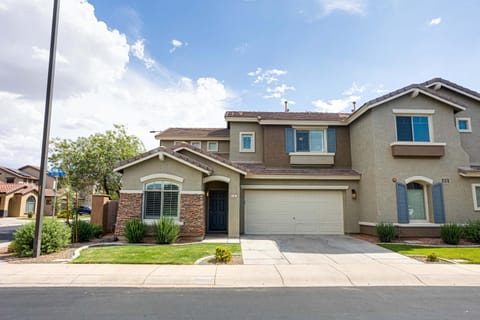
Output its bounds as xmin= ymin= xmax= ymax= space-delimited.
xmin=71 ymin=220 xmax=102 ymax=243
xmin=12 ymin=219 xmax=71 ymax=257
xmin=215 ymin=246 xmax=232 ymax=264
xmin=463 ymin=220 xmax=480 ymax=243
xmin=27 ymin=212 xmax=33 ymax=219
xmin=56 ymin=211 xmax=68 ymax=219
xmin=426 ymin=252 xmax=439 ymax=262
xmin=153 ymin=217 xmax=179 ymax=244
xmin=376 ymin=222 xmax=396 ymax=242
xmin=440 ymin=223 xmax=463 ymax=245
xmin=124 ymin=218 xmax=148 ymax=243
xmin=91 ymin=224 xmax=104 ymax=238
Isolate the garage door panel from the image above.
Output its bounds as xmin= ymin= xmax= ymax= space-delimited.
xmin=244 ymin=190 xmax=344 ymax=235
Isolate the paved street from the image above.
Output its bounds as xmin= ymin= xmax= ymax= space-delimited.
xmin=0 ymin=225 xmax=20 ymax=243
xmin=1 ymin=287 xmax=480 ymax=320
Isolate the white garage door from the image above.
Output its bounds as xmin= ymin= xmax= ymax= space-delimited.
xmin=244 ymin=190 xmax=344 ymax=235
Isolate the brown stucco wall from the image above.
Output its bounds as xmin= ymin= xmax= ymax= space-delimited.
xmin=263 ymin=125 xmax=290 ymax=167
xmin=333 ymin=126 xmax=352 ymax=168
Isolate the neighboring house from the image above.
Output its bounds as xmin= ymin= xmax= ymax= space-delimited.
xmin=114 ymin=78 xmax=480 ymax=239
xmin=0 ymin=165 xmax=55 ymax=217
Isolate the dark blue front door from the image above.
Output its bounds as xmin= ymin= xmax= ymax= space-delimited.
xmin=209 ymin=190 xmax=227 ymax=231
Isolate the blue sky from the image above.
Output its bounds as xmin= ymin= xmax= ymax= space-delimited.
xmin=1 ymin=0 xmax=480 ymax=167
xmin=91 ymin=0 xmax=480 ymax=110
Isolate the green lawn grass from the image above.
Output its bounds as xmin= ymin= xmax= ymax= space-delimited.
xmin=380 ymin=244 xmax=480 ymax=264
xmin=72 ymin=243 xmax=241 ymax=264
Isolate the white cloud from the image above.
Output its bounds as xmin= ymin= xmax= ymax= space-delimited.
xmin=342 ymin=82 xmax=365 ymax=95
xmin=248 ymin=67 xmax=287 ymax=84
xmin=373 ymin=84 xmax=387 ymax=94
xmin=170 ymin=39 xmax=187 ymax=53
xmin=312 ymin=95 xmax=359 ymax=112
xmin=264 ymin=84 xmax=295 ymax=99
xmin=429 ymin=17 xmax=442 ymax=26
xmin=0 ymin=0 xmax=232 ymax=168
xmin=319 ymin=0 xmax=367 ymax=16
xmin=131 ymin=39 xmax=156 ymax=69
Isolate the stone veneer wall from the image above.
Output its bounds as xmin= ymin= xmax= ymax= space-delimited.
xmin=115 ymin=192 xmax=206 ymax=239
xmin=115 ymin=192 xmax=142 ymax=236
xmin=179 ymin=194 xmax=205 ymax=239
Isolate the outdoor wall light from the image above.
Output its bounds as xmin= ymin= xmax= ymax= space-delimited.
xmin=351 ymin=189 xmax=357 ymax=200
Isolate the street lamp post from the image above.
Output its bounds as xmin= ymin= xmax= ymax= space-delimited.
xmin=33 ymin=0 xmax=60 ymax=258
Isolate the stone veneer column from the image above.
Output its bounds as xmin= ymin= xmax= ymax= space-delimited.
xmin=179 ymin=194 xmax=205 ymax=239
xmin=115 ymin=192 xmax=142 ymax=236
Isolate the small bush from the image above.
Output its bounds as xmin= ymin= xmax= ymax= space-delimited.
xmin=426 ymin=252 xmax=439 ymax=262
xmin=8 ymin=241 xmax=16 ymax=253
xmin=376 ymin=222 xmax=396 ymax=242
xmin=215 ymin=246 xmax=232 ymax=264
xmin=440 ymin=223 xmax=463 ymax=245
xmin=71 ymin=220 xmax=102 ymax=243
xmin=124 ymin=219 xmax=148 ymax=243
xmin=56 ymin=211 xmax=68 ymax=219
xmin=12 ymin=219 xmax=71 ymax=257
xmin=27 ymin=212 xmax=33 ymax=219
xmin=91 ymin=224 xmax=104 ymax=238
xmin=153 ymin=217 xmax=179 ymax=244
xmin=463 ymin=220 xmax=480 ymax=243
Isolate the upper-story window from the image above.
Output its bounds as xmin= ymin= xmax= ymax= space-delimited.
xmin=143 ymin=181 xmax=180 ymax=219
xmin=207 ymin=141 xmax=218 ymax=152
xmin=295 ymin=129 xmax=325 ymax=152
xmin=240 ymin=132 xmax=255 ymax=152
xmin=6 ymin=177 xmax=14 ymax=183
xmin=190 ymin=141 xmax=201 ymax=148
xmin=396 ymin=116 xmax=430 ymax=142
xmin=456 ymin=118 xmax=472 ymax=133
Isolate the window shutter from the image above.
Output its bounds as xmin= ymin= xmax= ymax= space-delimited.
xmin=285 ymin=128 xmax=294 ymax=153
xmin=327 ymin=127 xmax=336 ymax=153
xmin=396 ymin=182 xmax=409 ymax=223
xmin=432 ymin=183 xmax=446 ymax=223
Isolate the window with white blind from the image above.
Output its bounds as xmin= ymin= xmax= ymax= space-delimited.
xmin=143 ymin=181 xmax=180 ymax=219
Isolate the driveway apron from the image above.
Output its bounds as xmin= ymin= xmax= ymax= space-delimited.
xmin=241 ymin=235 xmax=419 ymax=265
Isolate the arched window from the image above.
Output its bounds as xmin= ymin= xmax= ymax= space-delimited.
xmin=25 ymin=196 xmax=36 ymax=215
xmin=143 ymin=181 xmax=180 ymax=219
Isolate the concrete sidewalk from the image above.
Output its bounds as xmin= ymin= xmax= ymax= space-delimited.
xmin=1 ymin=263 xmax=480 ymax=288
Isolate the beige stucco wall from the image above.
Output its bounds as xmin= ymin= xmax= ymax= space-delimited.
xmin=351 ymin=93 xmax=478 ymax=224
xmin=437 ymin=87 xmax=480 ymax=163
xmin=228 ymin=122 xmax=264 ymax=163
xmin=120 ymin=157 xmax=204 ymax=191
xmin=239 ymin=178 xmax=360 ymax=233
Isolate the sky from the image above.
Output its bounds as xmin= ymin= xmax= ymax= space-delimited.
xmin=1 ymin=0 xmax=480 ymax=168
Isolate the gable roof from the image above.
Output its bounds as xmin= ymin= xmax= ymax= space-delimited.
xmin=423 ymin=77 xmax=480 ymax=102
xmin=347 ymin=83 xmax=468 ymax=123
xmin=113 ymin=146 xmax=213 ymax=174
xmin=155 ymin=128 xmax=230 ymax=140
xmin=172 ymin=143 xmax=247 ymax=175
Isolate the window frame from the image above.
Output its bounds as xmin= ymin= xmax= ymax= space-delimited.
xmin=142 ymin=181 xmax=181 ymax=220
xmin=190 ymin=141 xmax=202 ymax=149
xmin=239 ymin=132 xmax=255 ymax=152
xmin=207 ymin=141 xmax=218 ymax=152
xmin=456 ymin=117 xmax=472 ymax=133
xmin=394 ymin=114 xmax=433 ymax=143
xmin=293 ymin=128 xmax=327 ymax=153
xmin=472 ymin=184 xmax=480 ymax=211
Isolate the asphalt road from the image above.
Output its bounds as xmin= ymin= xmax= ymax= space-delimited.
xmin=0 ymin=225 xmax=20 ymax=243
xmin=1 ymin=287 xmax=479 ymax=320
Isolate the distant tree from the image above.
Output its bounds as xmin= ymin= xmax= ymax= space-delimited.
xmin=49 ymin=124 xmax=145 ymax=199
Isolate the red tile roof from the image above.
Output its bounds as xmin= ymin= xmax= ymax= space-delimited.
xmin=0 ymin=183 xmax=34 ymax=195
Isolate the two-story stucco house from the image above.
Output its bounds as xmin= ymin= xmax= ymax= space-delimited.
xmin=114 ymin=78 xmax=480 ymax=239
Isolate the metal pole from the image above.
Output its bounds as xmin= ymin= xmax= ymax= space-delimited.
xmin=52 ymin=176 xmax=58 ymax=217
xmin=33 ymin=0 xmax=60 ymax=258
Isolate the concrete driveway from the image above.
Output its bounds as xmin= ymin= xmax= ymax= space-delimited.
xmin=241 ymin=235 xmax=420 ymax=265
